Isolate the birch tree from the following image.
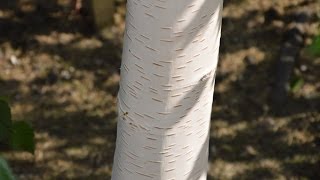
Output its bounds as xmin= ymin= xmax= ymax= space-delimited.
xmin=112 ymin=0 xmax=223 ymax=179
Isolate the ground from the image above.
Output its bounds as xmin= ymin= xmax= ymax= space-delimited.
xmin=0 ymin=0 xmax=319 ymax=179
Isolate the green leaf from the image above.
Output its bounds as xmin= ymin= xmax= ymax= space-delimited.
xmin=290 ymin=77 xmax=304 ymax=93
xmin=11 ymin=121 xmax=35 ymax=154
xmin=307 ymin=35 xmax=320 ymax=56
xmin=0 ymin=97 xmax=9 ymax=103
xmin=0 ymin=100 xmax=12 ymax=143
xmin=0 ymin=156 xmax=15 ymax=180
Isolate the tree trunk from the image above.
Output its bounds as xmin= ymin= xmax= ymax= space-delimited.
xmin=88 ymin=0 xmax=114 ymax=29
xmin=112 ymin=0 xmax=223 ymax=179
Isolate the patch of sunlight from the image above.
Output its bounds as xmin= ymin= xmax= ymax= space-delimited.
xmin=65 ymin=146 xmax=90 ymax=159
xmin=35 ymin=150 xmax=61 ymax=163
xmin=0 ymin=10 xmax=14 ymax=18
xmin=104 ymin=73 xmax=120 ymax=88
xmin=212 ymin=120 xmax=248 ymax=138
xmin=210 ymin=158 xmax=283 ymax=179
xmin=3 ymin=132 xmax=68 ymax=163
xmin=34 ymin=32 xmax=79 ymax=45
xmin=220 ymin=47 xmax=265 ymax=75
xmin=36 ymin=132 xmax=68 ymax=162
xmin=100 ymin=27 xmax=117 ymax=40
xmin=48 ymin=159 xmax=87 ymax=175
xmin=298 ymin=83 xmax=319 ymax=99
xmin=95 ymin=165 xmax=112 ymax=177
xmin=36 ymin=132 xmax=67 ymax=150
xmin=258 ymin=159 xmax=281 ymax=170
xmin=210 ymin=159 xmax=250 ymax=179
xmin=71 ymin=38 xmax=103 ymax=50
xmin=2 ymin=152 xmax=34 ymax=162
xmin=266 ymin=117 xmax=289 ymax=132
xmin=89 ymin=137 xmax=107 ymax=145
xmin=284 ymin=130 xmax=313 ymax=146
xmin=222 ymin=0 xmax=248 ymax=18
xmin=11 ymin=103 xmax=34 ymax=120
xmin=285 ymin=154 xmax=319 ymax=164
xmin=36 ymin=73 xmax=117 ymax=118
xmin=246 ymin=13 xmax=267 ymax=29
xmin=57 ymin=0 xmax=71 ymax=7
xmin=245 ymin=145 xmax=259 ymax=156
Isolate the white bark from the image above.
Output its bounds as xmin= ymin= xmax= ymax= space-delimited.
xmin=112 ymin=0 xmax=223 ymax=179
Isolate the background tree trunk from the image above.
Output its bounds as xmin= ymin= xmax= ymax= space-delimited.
xmin=112 ymin=0 xmax=223 ymax=179
xmin=82 ymin=0 xmax=114 ymax=30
